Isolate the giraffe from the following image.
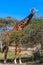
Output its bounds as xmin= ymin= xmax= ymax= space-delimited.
xmin=3 ymin=8 xmax=35 ymax=64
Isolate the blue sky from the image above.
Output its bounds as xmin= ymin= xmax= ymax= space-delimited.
xmin=0 ymin=0 xmax=43 ymax=20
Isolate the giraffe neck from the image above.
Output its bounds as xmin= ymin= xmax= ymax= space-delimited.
xmin=15 ymin=13 xmax=34 ymax=31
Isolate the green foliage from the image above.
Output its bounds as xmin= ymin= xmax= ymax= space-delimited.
xmin=0 ymin=17 xmax=19 ymax=26
xmin=25 ymin=18 xmax=43 ymax=31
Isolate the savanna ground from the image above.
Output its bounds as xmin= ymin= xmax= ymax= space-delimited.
xmin=0 ymin=46 xmax=43 ymax=65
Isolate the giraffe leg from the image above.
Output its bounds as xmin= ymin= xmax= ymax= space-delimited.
xmin=14 ymin=51 xmax=17 ymax=64
xmin=4 ymin=42 xmax=9 ymax=64
xmin=19 ymin=52 xmax=22 ymax=64
xmin=4 ymin=46 xmax=8 ymax=64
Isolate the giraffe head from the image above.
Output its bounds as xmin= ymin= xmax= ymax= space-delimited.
xmin=31 ymin=8 xmax=35 ymax=14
